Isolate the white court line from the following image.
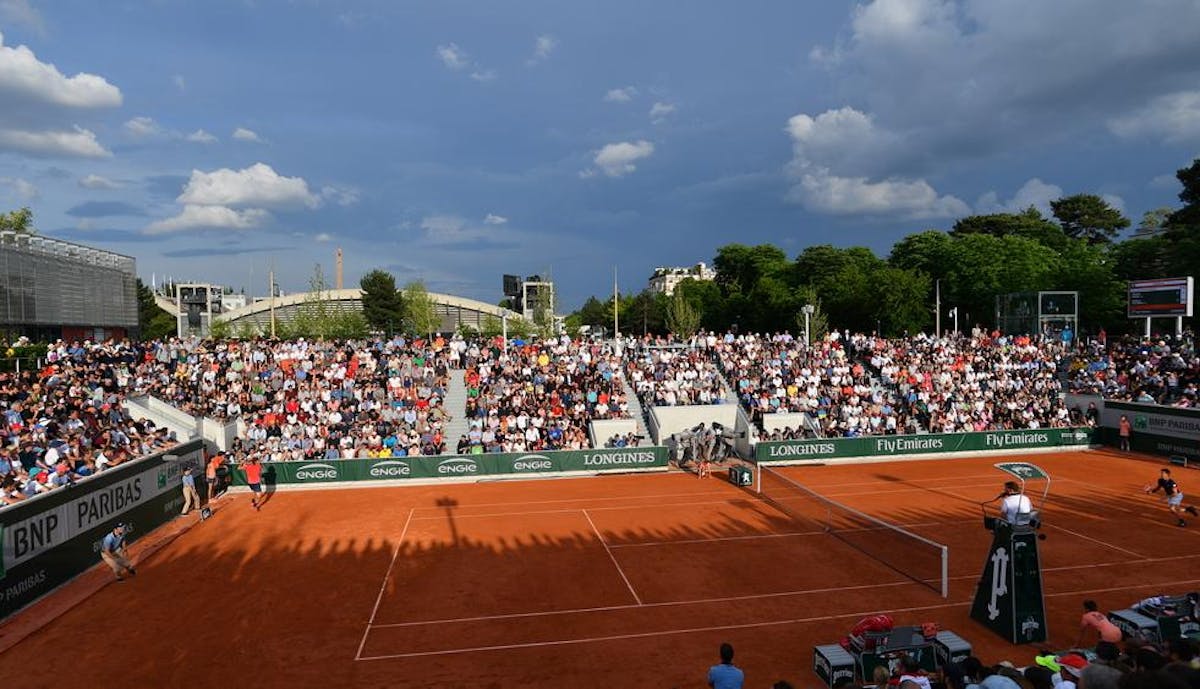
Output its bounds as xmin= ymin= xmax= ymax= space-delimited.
xmin=1045 ymin=522 xmax=1148 ymax=558
xmin=583 ymin=509 xmax=642 ymax=606
xmin=608 ymin=530 xmax=824 ymax=548
xmin=409 ymin=498 xmax=752 ymax=522
xmin=358 ymin=602 xmax=952 ymax=661
xmin=354 ymin=507 xmax=414 ymax=660
xmin=408 ymin=488 xmax=732 ymax=516
xmin=358 ymin=577 xmax=1200 ymax=661
xmin=366 ymin=550 xmax=1200 ymax=631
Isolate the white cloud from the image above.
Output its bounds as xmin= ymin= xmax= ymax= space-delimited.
xmin=469 ymin=69 xmax=497 ymax=82
xmin=319 ymin=185 xmax=360 ymax=206
xmin=232 ymin=127 xmax=264 ymax=143
xmin=436 ymin=43 xmax=470 ymax=70
xmin=585 ymin=140 xmax=655 ymax=178
xmin=1149 ymin=173 xmax=1180 ymax=191
xmin=0 ymin=176 xmax=37 ymax=200
xmin=801 ymin=0 xmax=1200 ymax=199
xmin=124 ymin=116 xmax=163 ymax=138
xmin=186 ymin=129 xmax=217 ymax=144
xmin=0 ymin=1 xmax=43 ymax=32
xmin=420 ymin=215 xmax=482 ymax=243
xmin=528 ymin=34 xmax=557 ymax=64
xmin=792 ymin=167 xmax=969 ymax=219
xmin=0 ymin=126 xmax=110 ymax=158
xmin=974 ymin=178 xmax=1063 ymax=216
xmin=649 ymin=101 xmax=676 ymax=121
xmin=483 ymin=213 xmax=508 ymax=225
xmin=1108 ymin=91 xmax=1200 ymax=144
xmin=146 ymin=205 xmax=270 ymax=234
xmin=0 ymin=31 xmax=122 ymax=108
xmin=178 ymin=163 xmax=320 ymax=209
xmin=785 ymin=106 xmax=963 ymax=217
xmin=604 ymin=86 xmax=637 ymax=103
xmin=173 ymin=74 xmax=186 ymax=92
xmin=314 ymin=232 xmax=333 ymax=242
xmin=78 ymin=173 xmax=119 ymax=190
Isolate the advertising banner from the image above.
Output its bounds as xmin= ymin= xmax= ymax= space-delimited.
xmin=0 ymin=440 xmax=205 ymax=619
xmin=230 ymin=446 xmax=669 ymax=487
xmin=756 ymin=428 xmax=1094 ymax=464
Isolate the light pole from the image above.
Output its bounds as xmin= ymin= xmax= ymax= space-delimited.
xmin=802 ymin=304 xmax=815 ymax=345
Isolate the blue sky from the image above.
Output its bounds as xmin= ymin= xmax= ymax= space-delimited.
xmin=1 ymin=0 xmax=1199 ymax=309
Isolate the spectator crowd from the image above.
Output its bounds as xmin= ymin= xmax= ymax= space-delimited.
xmin=1 ymin=340 xmax=180 ymax=507
xmin=1069 ymin=335 xmax=1199 ymax=408
xmin=459 ymin=335 xmax=630 ymax=454
xmin=3 ymin=325 xmax=1197 ymax=502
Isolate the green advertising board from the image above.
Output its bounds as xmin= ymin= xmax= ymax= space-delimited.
xmin=756 ymin=428 xmax=1094 ymax=463
xmin=230 ymin=446 xmax=669 ymax=487
xmin=1101 ymin=401 xmax=1200 ymax=460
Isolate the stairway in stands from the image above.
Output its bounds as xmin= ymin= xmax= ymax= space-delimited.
xmin=441 ymin=370 xmax=473 ymax=451
xmin=621 ymin=377 xmax=651 ymax=441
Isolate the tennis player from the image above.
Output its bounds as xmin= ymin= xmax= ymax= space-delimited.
xmin=1145 ymin=468 xmax=1200 ymax=527
xmin=241 ymin=455 xmax=264 ymax=511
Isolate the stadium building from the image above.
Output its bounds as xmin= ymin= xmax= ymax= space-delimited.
xmin=0 ymin=232 xmax=138 ymax=341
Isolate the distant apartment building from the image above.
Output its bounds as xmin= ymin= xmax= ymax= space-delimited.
xmin=647 ymin=262 xmax=716 ymax=295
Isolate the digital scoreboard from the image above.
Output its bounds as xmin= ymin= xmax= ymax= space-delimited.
xmin=1128 ymin=277 xmax=1194 ymax=318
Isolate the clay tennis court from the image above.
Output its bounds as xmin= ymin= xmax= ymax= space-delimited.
xmin=3 ymin=449 xmax=1197 ymax=689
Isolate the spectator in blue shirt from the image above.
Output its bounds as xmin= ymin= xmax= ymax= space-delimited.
xmin=707 ymin=643 xmax=744 ymax=689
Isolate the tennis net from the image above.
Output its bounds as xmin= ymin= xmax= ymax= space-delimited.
xmin=757 ymin=465 xmax=949 ymax=597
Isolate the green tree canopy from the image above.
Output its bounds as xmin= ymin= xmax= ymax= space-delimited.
xmin=136 ymin=278 xmax=175 ymax=340
xmin=951 ymin=207 xmax=1067 ymax=249
xmin=0 ymin=207 xmax=35 ymax=234
xmin=1050 ymin=193 xmax=1130 ymax=244
xmin=359 ymin=269 xmax=404 ymax=334
xmin=402 ymin=280 xmax=440 ymax=336
xmin=713 ymin=244 xmax=788 ymax=296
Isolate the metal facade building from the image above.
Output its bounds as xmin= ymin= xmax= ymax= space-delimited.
xmin=0 ymin=232 xmax=138 ymax=341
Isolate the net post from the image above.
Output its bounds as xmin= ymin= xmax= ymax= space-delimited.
xmin=755 ymin=463 xmax=761 ymax=494
xmin=940 ymin=546 xmax=949 ymax=599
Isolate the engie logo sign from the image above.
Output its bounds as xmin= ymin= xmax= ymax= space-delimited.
xmin=294 ymin=463 xmax=339 ymax=481
xmin=511 ymin=454 xmax=554 ymax=472
xmin=369 ymin=460 xmax=411 ymax=478
xmin=437 ymin=458 xmax=480 ymax=475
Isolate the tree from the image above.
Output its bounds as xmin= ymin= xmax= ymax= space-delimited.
xmin=664 ymin=290 xmax=701 ymax=337
xmin=794 ymin=286 xmax=829 ymax=342
xmin=713 ymin=244 xmax=788 ymax=296
xmin=530 ymin=283 xmax=557 ymax=336
xmin=0 ymin=207 xmax=35 ymax=234
xmin=1165 ymin=157 xmax=1200 ymax=236
xmin=870 ymin=267 xmax=931 ymax=336
xmin=208 ymin=318 xmax=233 ymax=340
xmin=943 ymin=234 xmax=1059 ymax=328
xmin=402 ymin=280 xmax=440 ymax=336
xmin=359 ymin=269 xmax=404 ymax=335
xmin=1050 ymin=194 xmax=1129 ymax=244
xmin=574 ymin=296 xmax=609 ymax=327
xmin=136 ymin=278 xmax=175 ymax=340
xmin=951 ymin=208 xmax=1067 ymax=249
xmin=1135 ymin=207 xmax=1173 ymax=236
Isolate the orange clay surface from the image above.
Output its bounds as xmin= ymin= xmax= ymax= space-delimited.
xmin=2 ymin=449 xmax=1198 ymax=689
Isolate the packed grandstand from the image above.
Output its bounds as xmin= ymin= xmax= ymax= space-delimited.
xmin=2 ymin=329 xmax=1196 ymax=507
